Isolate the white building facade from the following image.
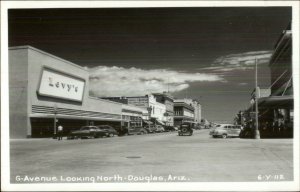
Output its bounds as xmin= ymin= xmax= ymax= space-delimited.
xmin=127 ymin=94 xmax=167 ymax=124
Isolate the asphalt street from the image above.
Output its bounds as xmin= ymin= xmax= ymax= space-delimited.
xmin=10 ymin=129 xmax=293 ymax=183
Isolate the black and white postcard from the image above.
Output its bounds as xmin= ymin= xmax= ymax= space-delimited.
xmin=1 ymin=1 xmax=299 ymax=191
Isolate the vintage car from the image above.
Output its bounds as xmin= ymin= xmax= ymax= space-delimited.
xmin=164 ymin=125 xmax=176 ymax=132
xmin=67 ymin=126 xmax=108 ymax=139
xmin=155 ymin=125 xmax=165 ymax=133
xmin=144 ymin=125 xmax=157 ymax=133
xmin=178 ymin=122 xmax=193 ymax=136
xmin=128 ymin=127 xmax=148 ymax=135
xmin=209 ymin=124 xmax=242 ymax=138
xmin=97 ymin=125 xmax=118 ymax=137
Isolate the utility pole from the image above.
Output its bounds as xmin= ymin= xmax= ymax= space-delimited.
xmin=53 ymin=104 xmax=57 ymax=138
xmin=167 ymin=77 xmax=170 ymax=93
xmin=254 ymin=58 xmax=260 ymax=139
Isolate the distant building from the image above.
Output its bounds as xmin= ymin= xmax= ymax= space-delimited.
xmin=101 ymin=97 xmax=128 ymax=104
xmin=102 ymin=94 xmax=168 ymax=125
xmin=192 ymin=100 xmax=202 ymax=124
xmin=173 ymin=99 xmax=195 ymax=126
xmin=152 ymin=92 xmax=174 ymax=126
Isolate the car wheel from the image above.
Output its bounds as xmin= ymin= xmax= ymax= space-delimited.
xmin=222 ymin=134 xmax=227 ymax=139
xmin=108 ymin=133 xmax=114 ymax=137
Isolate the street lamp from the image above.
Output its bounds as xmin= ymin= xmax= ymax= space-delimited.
xmin=147 ymin=106 xmax=152 ymax=128
xmin=53 ymin=104 xmax=57 ymax=138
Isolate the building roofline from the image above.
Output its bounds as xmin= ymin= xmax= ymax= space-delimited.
xmin=9 ymin=45 xmax=88 ymax=72
xmin=269 ymin=31 xmax=291 ymax=67
xmin=88 ymin=96 xmax=123 ymax=106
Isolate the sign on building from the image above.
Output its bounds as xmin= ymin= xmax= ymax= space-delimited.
xmin=38 ymin=67 xmax=85 ymax=102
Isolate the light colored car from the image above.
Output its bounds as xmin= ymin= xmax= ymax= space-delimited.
xmin=209 ymin=124 xmax=242 ymax=138
xmin=173 ymin=126 xmax=179 ymax=131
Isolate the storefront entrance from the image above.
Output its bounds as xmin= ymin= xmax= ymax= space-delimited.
xmin=30 ymin=118 xmax=122 ymax=138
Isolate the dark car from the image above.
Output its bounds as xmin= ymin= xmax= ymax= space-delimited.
xmin=67 ymin=126 xmax=108 ymax=139
xmin=193 ymin=124 xmax=202 ymax=130
xmin=114 ymin=126 xmax=129 ymax=136
xmin=164 ymin=125 xmax=176 ymax=132
xmin=97 ymin=125 xmax=118 ymax=137
xmin=128 ymin=127 xmax=148 ymax=135
xmin=178 ymin=123 xmax=193 ymax=136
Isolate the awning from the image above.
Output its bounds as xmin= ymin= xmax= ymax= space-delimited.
xmin=258 ymin=95 xmax=293 ymax=109
xmin=246 ymin=95 xmax=293 ymax=112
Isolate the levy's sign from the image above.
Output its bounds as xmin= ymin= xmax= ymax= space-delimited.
xmin=38 ymin=68 xmax=85 ymax=102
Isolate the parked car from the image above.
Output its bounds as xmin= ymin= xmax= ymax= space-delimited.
xmin=178 ymin=122 xmax=193 ymax=136
xmin=209 ymin=124 xmax=242 ymax=138
xmin=164 ymin=125 xmax=176 ymax=132
xmin=67 ymin=126 xmax=108 ymax=139
xmin=200 ymin=119 xmax=211 ymax=129
xmin=173 ymin=126 xmax=179 ymax=131
xmin=97 ymin=125 xmax=118 ymax=137
xmin=193 ymin=124 xmax=202 ymax=130
xmin=145 ymin=125 xmax=157 ymax=133
xmin=128 ymin=127 xmax=148 ymax=135
xmin=155 ymin=125 xmax=165 ymax=133
xmin=114 ymin=126 xmax=129 ymax=136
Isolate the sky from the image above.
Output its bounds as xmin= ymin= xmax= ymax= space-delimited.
xmin=8 ymin=7 xmax=292 ymax=123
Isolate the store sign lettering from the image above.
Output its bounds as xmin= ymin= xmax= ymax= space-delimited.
xmin=48 ymin=77 xmax=79 ymax=92
xmin=38 ymin=68 xmax=85 ymax=102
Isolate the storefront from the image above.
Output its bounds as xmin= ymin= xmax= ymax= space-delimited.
xmin=9 ymin=46 xmax=123 ymax=138
xmin=243 ymin=95 xmax=293 ymax=138
xmin=239 ymin=22 xmax=293 ymax=139
xmin=121 ymin=105 xmax=145 ymax=128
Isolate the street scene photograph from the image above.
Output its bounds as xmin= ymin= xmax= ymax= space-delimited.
xmin=1 ymin=1 xmax=299 ymax=191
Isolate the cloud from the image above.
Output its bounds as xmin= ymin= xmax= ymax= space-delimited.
xmin=207 ymin=50 xmax=273 ymax=72
xmin=87 ymin=66 xmax=223 ymax=97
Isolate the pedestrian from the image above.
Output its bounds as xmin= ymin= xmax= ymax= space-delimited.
xmin=273 ymin=121 xmax=279 ymax=138
xmin=57 ymin=125 xmax=63 ymax=140
xmin=278 ymin=119 xmax=284 ymax=138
